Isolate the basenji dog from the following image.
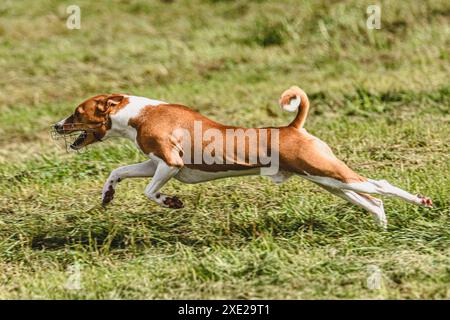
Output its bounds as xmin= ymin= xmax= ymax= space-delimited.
xmin=52 ymin=86 xmax=432 ymax=228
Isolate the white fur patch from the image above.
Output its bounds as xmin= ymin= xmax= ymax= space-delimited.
xmin=128 ymin=96 xmax=166 ymax=111
xmin=106 ymin=95 xmax=167 ymax=141
xmin=282 ymin=96 xmax=301 ymax=112
xmin=56 ymin=116 xmax=70 ymax=127
xmin=113 ymin=96 xmax=166 ymax=126
xmin=175 ymin=167 xmax=260 ymax=184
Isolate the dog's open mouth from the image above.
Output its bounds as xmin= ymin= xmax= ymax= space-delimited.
xmin=50 ymin=127 xmax=90 ymax=152
xmin=70 ymin=131 xmax=87 ymax=150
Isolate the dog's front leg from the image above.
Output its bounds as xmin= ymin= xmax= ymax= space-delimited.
xmin=144 ymin=156 xmax=183 ymax=209
xmin=102 ymin=159 xmax=157 ymax=206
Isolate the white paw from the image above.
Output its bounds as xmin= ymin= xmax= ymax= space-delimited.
xmin=417 ymin=194 xmax=433 ymax=208
xmin=379 ymin=217 xmax=388 ymax=230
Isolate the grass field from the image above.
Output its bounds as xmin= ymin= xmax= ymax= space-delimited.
xmin=0 ymin=0 xmax=449 ymax=299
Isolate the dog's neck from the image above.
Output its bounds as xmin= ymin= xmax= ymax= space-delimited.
xmin=106 ymin=95 xmax=167 ymax=141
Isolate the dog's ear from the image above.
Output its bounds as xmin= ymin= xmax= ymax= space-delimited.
xmin=97 ymin=95 xmax=124 ymax=113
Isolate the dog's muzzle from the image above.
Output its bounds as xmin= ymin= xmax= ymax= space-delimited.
xmin=50 ymin=123 xmax=95 ymax=153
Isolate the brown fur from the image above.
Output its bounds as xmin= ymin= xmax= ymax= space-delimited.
xmin=279 ymin=86 xmax=310 ymax=129
xmin=61 ymin=91 xmax=365 ymax=183
xmin=129 ymin=104 xmax=364 ymax=183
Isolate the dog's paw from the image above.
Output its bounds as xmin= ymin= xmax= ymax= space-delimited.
xmin=162 ymin=195 xmax=184 ymax=209
xmin=102 ymin=185 xmax=115 ymax=206
xmin=417 ymin=194 xmax=433 ymax=208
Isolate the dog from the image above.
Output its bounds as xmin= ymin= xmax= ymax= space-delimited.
xmin=52 ymin=86 xmax=432 ymax=228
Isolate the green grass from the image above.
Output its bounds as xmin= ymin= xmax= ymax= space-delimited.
xmin=0 ymin=0 xmax=449 ymax=299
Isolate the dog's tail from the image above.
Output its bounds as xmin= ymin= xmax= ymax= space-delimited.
xmin=279 ymin=86 xmax=310 ymax=130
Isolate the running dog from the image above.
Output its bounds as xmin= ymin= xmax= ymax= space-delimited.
xmin=52 ymin=86 xmax=433 ymax=228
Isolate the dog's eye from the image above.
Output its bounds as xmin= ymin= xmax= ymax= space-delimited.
xmin=73 ymin=112 xmax=82 ymax=122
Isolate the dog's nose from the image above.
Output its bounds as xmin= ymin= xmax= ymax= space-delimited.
xmin=53 ymin=123 xmax=64 ymax=133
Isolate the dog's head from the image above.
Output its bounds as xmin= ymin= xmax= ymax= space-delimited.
xmin=52 ymin=94 xmax=127 ymax=150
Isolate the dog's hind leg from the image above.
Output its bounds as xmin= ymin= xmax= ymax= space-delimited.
xmin=143 ymin=156 xmax=183 ymax=209
xmin=339 ymin=178 xmax=432 ymax=208
xmin=366 ymin=179 xmax=433 ymax=207
xmin=102 ymin=159 xmax=157 ymax=206
xmin=301 ymin=174 xmax=432 ymax=208
xmin=319 ymin=184 xmax=387 ymax=228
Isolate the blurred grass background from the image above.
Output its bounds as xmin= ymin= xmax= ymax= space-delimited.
xmin=0 ymin=0 xmax=449 ymax=299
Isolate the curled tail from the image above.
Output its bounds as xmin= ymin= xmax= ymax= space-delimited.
xmin=279 ymin=86 xmax=310 ymax=130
